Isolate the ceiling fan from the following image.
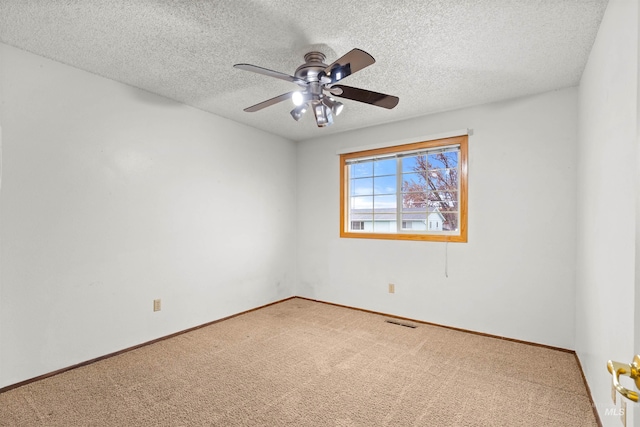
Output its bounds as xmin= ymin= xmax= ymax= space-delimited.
xmin=233 ymin=49 xmax=399 ymax=127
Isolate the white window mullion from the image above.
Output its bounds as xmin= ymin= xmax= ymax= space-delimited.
xmin=371 ymin=168 xmax=376 ymax=233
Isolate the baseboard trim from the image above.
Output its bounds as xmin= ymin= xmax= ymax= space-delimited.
xmin=573 ymin=352 xmax=603 ymax=427
xmin=296 ymin=296 xmax=574 ymax=353
xmin=0 ymin=293 xmax=604 ymax=427
xmin=297 ymin=296 xmax=604 ymax=425
xmin=0 ymin=296 xmax=296 ymax=394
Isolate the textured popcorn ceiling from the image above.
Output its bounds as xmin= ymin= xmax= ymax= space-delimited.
xmin=0 ymin=1 xmax=608 ymax=142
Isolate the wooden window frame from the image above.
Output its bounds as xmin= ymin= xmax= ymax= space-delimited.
xmin=340 ymin=135 xmax=468 ymax=242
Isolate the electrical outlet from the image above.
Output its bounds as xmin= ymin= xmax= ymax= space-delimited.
xmin=388 ymin=283 xmax=395 ymax=293
xmin=153 ymin=299 xmax=161 ymax=312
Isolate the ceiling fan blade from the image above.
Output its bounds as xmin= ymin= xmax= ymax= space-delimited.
xmin=331 ymin=85 xmax=399 ymax=109
xmin=320 ymin=49 xmax=375 ymax=84
xmin=243 ymin=92 xmax=295 ymax=112
xmin=234 ymin=64 xmax=307 ymax=86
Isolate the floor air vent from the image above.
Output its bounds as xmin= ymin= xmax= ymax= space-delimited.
xmin=385 ymin=319 xmax=417 ymax=329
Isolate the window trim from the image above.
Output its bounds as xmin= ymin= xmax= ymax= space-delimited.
xmin=340 ymin=135 xmax=468 ymax=242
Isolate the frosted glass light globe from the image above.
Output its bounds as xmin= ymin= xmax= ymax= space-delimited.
xmin=292 ymin=92 xmax=304 ymax=106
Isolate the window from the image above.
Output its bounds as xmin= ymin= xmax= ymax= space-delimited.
xmin=340 ymin=135 xmax=467 ymax=242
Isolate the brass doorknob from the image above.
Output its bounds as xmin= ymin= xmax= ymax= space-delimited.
xmin=607 ymin=355 xmax=640 ymax=402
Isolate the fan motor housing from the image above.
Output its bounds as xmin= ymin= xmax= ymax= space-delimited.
xmin=294 ymin=51 xmax=327 ymax=83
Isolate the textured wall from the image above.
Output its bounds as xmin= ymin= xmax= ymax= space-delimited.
xmin=296 ymin=87 xmax=578 ymax=349
xmin=0 ymin=43 xmax=297 ymax=388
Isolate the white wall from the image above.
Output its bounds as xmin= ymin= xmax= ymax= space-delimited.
xmin=635 ymin=5 xmax=640 ymax=427
xmin=0 ymin=43 xmax=297 ymax=388
xmin=576 ymin=0 xmax=639 ymax=425
xmin=297 ymin=88 xmax=578 ymax=349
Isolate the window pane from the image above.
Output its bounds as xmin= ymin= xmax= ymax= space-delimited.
xmin=439 ymin=212 xmax=459 ymax=231
xmin=402 ymin=155 xmax=426 ymax=173
xmin=428 ymin=152 xmax=458 ymax=169
xmin=428 ymin=168 xmax=458 ymax=189
xmin=350 ymin=196 xmax=373 ymax=210
xmin=374 ymin=175 xmax=396 ymax=195
xmin=402 ymin=219 xmax=427 ymax=230
xmin=373 ymin=195 xmax=396 ymax=209
xmin=350 ymin=211 xmax=372 ymax=222
xmin=402 ymin=193 xmax=427 ymax=208
xmin=428 ymin=191 xmax=458 ymax=210
xmin=402 ymin=209 xmax=427 ymax=218
xmin=351 ymin=177 xmax=373 ymax=196
xmin=427 ymin=174 xmax=442 ymax=189
xmin=373 ymin=217 xmax=395 ymax=232
xmin=374 ymin=158 xmax=396 ymax=176
xmin=350 ymin=162 xmax=373 ymax=178
xmin=373 ymin=211 xmax=398 ymax=222
xmin=402 ymin=172 xmax=427 ymax=193
xmin=401 ymin=171 xmax=427 ymax=209
xmin=350 ymin=221 xmax=365 ymax=231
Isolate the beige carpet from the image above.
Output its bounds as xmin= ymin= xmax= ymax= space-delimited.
xmin=0 ymin=298 xmax=597 ymax=426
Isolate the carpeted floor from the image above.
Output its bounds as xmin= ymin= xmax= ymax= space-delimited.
xmin=0 ymin=298 xmax=597 ymax=426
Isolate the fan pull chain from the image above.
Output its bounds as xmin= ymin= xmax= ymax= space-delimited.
xmin=445 ymin=242 xmax=449 ymax=278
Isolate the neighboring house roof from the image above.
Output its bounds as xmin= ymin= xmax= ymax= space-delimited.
xmin=350 ymin=208 xmax=446 ymax=221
